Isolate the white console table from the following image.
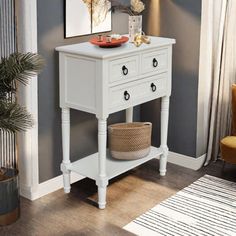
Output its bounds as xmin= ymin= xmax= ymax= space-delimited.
xmin=56 ymin=36 xmax=175 ymax=209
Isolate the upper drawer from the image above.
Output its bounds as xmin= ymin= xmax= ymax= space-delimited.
xmin=109 ymin=55 xmax=139 ymax=84
xmin=141 ymin=49 xmax=168 ymax=75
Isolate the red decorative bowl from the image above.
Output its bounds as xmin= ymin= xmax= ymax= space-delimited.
xmin=89 ymin=36 xmax=129 ymax=48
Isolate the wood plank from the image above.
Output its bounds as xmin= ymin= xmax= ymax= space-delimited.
xmin=2 ymin=160 xmax=236 ymax=236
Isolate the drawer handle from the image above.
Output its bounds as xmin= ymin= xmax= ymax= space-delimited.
xmin=122 ymin=65 xmax=129 ymax=76
xmin=151 ymin=83 xmax=157 ymax=92
xmin=153 ymin=58 xmax=158 ymax=68
xmin=124 ymin=91 xmax=130 ymax=101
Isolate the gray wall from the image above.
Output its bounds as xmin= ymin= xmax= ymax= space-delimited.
xmin=142 ymin=0 xmax=202 ymax=157
xmin=37 ymin=0 xmax=139 ymax=183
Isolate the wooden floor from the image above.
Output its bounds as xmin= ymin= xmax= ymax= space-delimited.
xmin=1 ymin=160 xmax=236 ymax=236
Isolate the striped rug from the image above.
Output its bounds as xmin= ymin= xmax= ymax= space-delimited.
xmin=123 ymin=175 xmax=236 ymax=236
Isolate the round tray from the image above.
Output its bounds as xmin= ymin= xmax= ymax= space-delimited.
xmin=89 ymin=36 xmax=129 ymax=48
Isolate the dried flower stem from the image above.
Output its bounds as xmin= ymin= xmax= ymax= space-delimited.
xmin=108 ymin=0 xmax=145 ymax=16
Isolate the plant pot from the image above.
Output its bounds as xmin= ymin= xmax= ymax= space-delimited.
xmin=129 ymin=15 xmax=142 ymax=42
xmin=0 ymin=168 xmax=20 ymax=226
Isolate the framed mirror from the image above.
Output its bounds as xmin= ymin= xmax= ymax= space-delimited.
xmin=65 ymin=0 xmax=112 ymax=38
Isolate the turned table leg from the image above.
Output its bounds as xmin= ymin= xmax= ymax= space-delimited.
xmin=160 ymin=96 xmax=170 ymax=176
xmin=61 ymin=108 xmax=71 ymax=193
xmin=96 ymin=118 xmax=108 ymax=209
xmin=126 ymin=107 xmax=133 ymax=123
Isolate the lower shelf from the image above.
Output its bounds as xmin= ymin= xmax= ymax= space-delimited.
xmin=68 ymin=146 xmax=163 ymax=181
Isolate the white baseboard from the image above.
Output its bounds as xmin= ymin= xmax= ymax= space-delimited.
xmin=167 ymin=152 xmax=206 ymax=170
xmin=20 ymin=152 xmax=206 ymax=200
xmin=20 ymin=184 xmax=33 ymax=200
xmin=20 ymin=172 xmax=84 ymax=200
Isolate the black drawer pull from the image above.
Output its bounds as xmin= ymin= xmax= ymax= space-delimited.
xmin=153 ymin=58 xmax=158 ymax=68
xmin=151 ymin=83 xmax=157 ymax=92
xmin=122 ymin=65 xmax=129 ymax=75
xmin=124 ymin=91 xmax=130 ymax=101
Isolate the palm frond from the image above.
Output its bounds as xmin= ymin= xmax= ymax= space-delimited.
xmin=0 ymin=100 xmax=33 ymax=132
xmin=0 ymin=52 xmax=44 ymax=96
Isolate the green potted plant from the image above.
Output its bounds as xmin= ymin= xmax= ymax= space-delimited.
xmin=0 ymin=52 xmax=43 ymax=225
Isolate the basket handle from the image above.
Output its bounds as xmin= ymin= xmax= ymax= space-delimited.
xmin=108 ymin=122 xmax=152 ymax=131
xmin=143 ymin=122 xmax=152 ymax=127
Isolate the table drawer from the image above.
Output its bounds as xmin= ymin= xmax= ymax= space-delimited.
xmin=109 ymin=73 xmax=167 ymax=109
xmin=141 ymin=49 xmax=168 ymax=75
xmin=109 ymin=55 xmax=139 ymax=83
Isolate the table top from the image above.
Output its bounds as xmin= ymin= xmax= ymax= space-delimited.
xmin=56 ymin=35 xmax=176 ymax=59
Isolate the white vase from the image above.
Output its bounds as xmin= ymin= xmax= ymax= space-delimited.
xmin=129 ymin=15 xmax=142 ymax=42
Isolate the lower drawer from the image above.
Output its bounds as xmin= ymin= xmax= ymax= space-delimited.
xmin=109 ymin=73 xmax=167 ymax=111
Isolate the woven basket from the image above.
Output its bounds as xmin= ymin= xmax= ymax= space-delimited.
xmin=108 ymin=122 xmax=152 ymax=160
